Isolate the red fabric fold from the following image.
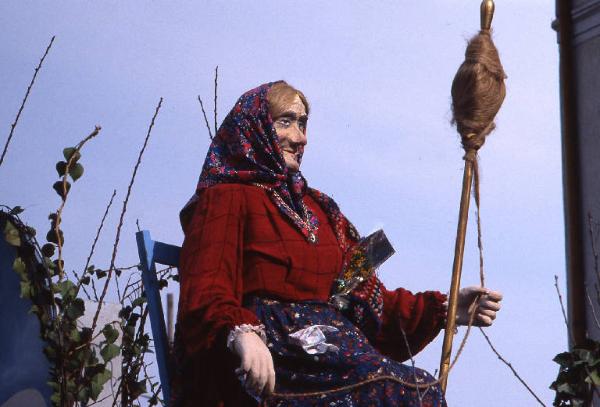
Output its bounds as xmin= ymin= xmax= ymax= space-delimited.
xmin=178 ymin=184 xmax=261 ymax=355
xmin=374 ymin=287 xmax=447 ymax=362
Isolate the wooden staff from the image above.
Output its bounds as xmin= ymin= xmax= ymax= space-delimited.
xmin=438 ymin=0 xmax=499 ymax=393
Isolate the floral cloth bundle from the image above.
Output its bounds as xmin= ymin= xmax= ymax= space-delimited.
xmin=331 ymin=229 xmax=395 ymax=336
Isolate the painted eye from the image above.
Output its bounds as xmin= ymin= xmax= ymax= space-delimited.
xmin=278 ymin=118 xmax=291 ymax=127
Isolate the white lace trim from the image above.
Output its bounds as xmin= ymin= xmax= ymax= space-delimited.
xmin=226 ymin=323 xmax=267 ymax=351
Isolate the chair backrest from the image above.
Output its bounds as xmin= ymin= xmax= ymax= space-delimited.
xmin=135 ymin=230 xmax=181 ymax=406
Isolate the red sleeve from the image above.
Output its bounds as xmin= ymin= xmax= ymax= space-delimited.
xmin=373 ymin=285 xmax=447 ymax=362
xmin=177 ymin=184 xmax=261 ymax=356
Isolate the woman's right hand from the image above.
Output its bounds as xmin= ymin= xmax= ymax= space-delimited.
xmin=232 ymin=331 xmax=276 ymax=396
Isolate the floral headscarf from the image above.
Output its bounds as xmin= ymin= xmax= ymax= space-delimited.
xmin=181 ymin=82 xmax=359 ymax=249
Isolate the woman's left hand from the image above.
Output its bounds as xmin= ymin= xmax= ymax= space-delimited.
xmin=455 ymin=286 xmax=502 ymax=327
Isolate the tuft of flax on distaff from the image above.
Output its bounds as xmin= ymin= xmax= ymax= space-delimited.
xmin=438 ymin=0 xmax=507 ymax=394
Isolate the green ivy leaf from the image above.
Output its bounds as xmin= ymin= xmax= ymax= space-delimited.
xmin=119 ymin=305 xmax=132 ymax=320
xmin=556 ymin=382 xmax=575 ymax=395
xmin=89 ymin=368 xmax=111 ymax=400
xmin=47 ymin=380 xmax=60 ymax=391
xmin=43 ymin=256 xmax=55 ymax=270
xmin=80 ymin=275 xmax=91 ymax=285
xmin=52 ymin=181 xmax=71 ymax=200
xmin=100 ymin=343 xmax=120 ymax=363
xmin=77 ymin=387 xmax=90 ymax=403
xmin=56 ymin=280 xmax=77 ymax=299
xmin=29 ymin=305 xmax=40 ymax=315
xmin=9 ymin=206 xmax=24 ymax=215
xmin=55 ymin=161 xmax=68 ymax=176
xmin=4 ymin=221 xmax=21 ymax=247
xmin=553 ymin=352 xmax=574 ymax=368
xmin=586 ymin=369 xmax=600 ymax=385
xmin=25 ymin=226 xmax=36 ymax=236
xmin=63 ymin=147 xmax=81 ymax=162
xmin=46 ymin=228 xmax=64 ymax=245
xmin=50 ymin=392 xmax=61 ymax=405
xmin=80 ymin=327 xmax=93 ymax=343
xmin=96 ymin=269 xmax=107 ymax=279
xmin=66 ymin=378 xmax=77 ymax=393
xmin=41 ymin=243 xmax=55 ymax=257
xmin=85 ymin=363 xmax=105 ymax=378
xmin=69 ymin=162 xmax=84 ymax=182
xmin=69 ymin=327 xmax=81 ymax=342
xmin=13 ymin=257 xmax=26 ymax=276
xmin=44 ymin=345 xmax=57 ymax=360
xmin=53 ymin=259 xmax=64 ymax=271
xmin=130 ymin=379 xmax=147 ymax=399
xmin=20 ymin=281 xmax=32 ymax=299
xmin=66 ymin=298 xmax=85 ymax=320
xmin=102 ymin=324 xmax=119 ymax=344
xmin=131 ymin=296 xmax=147 ymax=308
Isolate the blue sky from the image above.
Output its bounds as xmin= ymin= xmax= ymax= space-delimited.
xmin=0 ymin=1 xmax=565 ymax=405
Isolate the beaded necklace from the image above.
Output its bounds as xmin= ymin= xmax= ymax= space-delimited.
xmin=252 ymin=182 xmax=318 ymax=243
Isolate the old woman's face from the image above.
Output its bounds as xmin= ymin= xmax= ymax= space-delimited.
xmin=272 ymin=94 xmax=308 ymax=173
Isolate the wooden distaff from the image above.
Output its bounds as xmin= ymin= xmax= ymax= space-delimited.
xmin=438 ymin=0 xmax=506 ymax=393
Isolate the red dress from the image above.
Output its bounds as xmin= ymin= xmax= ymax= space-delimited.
xmin=174 ymin=183 xmax=447 ymax=406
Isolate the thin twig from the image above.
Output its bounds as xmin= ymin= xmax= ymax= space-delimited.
xmin=90 ymin=275 xmax=99 ymax=302
xmin=479 ymin=328 xmax=547 ymax=406
xmin=399 ymin=325 xmax=423 ymax=406
xmin=588 ymin=213 xmax=600 ymax=283
xmin=85 ymin=392 xmax=114 ymax=407
xmin=587 ymin=213 xmax=600 ymax=328
xmin=71 ymin=268 xmax=91 ymax=300
xmin=91 ymin=98 xmax=163 ymax=333
xmin=554 ymin=275 xmax=573 ymax=343
xmin=197 ymin=95 xmax=213 ymax=139
xmin=586 ymin=286 xmax=600 ymax=330
xmin=77 ymin=189 xmax=116 ymax=298
xmin=0 ymin=36 xmax=55 ymax=168
xmin=120 ymin=269 xmax=139 ymax=304
xmin=214 ymin=65 xmax=218 ymax=135
xmin=115 ymin=267 xmax=123 ymax=304
xmin=123 ymin=266 xmax=173 ymax=303
xmin=55 ymin=125 xmax=102 ymax=279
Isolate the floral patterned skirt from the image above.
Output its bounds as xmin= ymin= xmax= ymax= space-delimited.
xmin=244 ymin=296 xmax=446 ymax=407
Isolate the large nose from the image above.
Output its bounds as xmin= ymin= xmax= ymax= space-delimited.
xmin=290 ymin=124 xmax=307 ymax=146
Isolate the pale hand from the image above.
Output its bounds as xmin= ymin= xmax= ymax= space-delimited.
xmin=455 ymin=286 xmax=503 ymax=327
xmin=232 ymin=331 xmax=276 ymax=396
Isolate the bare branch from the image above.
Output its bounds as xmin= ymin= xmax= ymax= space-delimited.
xmin=554 ymin=274 xmax=572 ymax=343
xmin=479 ymin=328 xmax=547 ymax=406
xmin=586 ymin=286 xmax=600 ymax=330
xmin=71 ymin=268 xmax=91 ymax=300
xmin=77 ymin=189 xmax=116 ymax=297
xmin=91 ymin=98 xmax=163 ymax=333
xmin=0 ymin=36 xmax=55 ymax=168
xmin=197 ymin=95 xmax=213 ymax=140
xmin=214 ymin=65 xmax=218 ymax=135
xmin=588 ymin=213 xmax=600 ymax=283
xmin=399 ymin=325 xmax=423 ymax=406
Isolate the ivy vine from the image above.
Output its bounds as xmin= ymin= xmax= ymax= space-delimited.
xmin=1 ymin=138 xmax=170 ymax=406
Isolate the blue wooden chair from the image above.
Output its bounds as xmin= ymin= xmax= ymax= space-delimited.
xmin=135 ymin=230 xmax=181 ymax=406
